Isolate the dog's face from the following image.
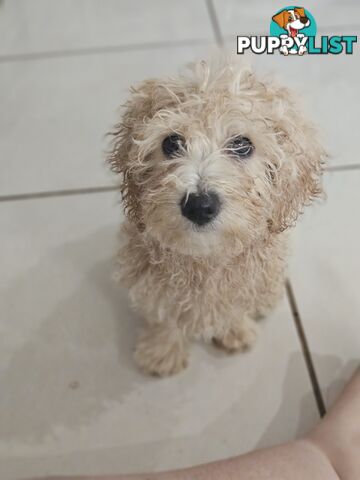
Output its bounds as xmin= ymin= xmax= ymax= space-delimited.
xmin=109 ymin=60 xmax=324 ymax=256
xmin=272 ymin=8 xmax=310 ymax=37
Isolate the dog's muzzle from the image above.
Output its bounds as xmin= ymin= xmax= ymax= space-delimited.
xmin=180 ymin=191 xmax=220 ymax=226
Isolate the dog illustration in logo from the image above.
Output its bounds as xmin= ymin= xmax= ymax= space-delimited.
xmin=272 ymin=7 xmax=311 ymax=55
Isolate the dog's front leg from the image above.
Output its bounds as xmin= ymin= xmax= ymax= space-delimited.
xmin=213 ymin=313 xmax=259 ymax=354
xmin=134 ymin=322 xmax=189 ymax=377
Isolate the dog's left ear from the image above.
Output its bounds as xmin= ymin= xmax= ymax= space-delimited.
xmin=294 ymin=7 xmax=306 ymax=18
xmin=267 ymin=86 xmax=326 ymax=234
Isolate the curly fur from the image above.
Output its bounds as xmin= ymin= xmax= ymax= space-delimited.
xmin=108 ymin=58 xmax=325 ymax=376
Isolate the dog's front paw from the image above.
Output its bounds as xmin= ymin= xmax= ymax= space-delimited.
xmin=134 ymin=327 xmax=189 ymax=377
xmin=279 ymin=46 xmax=289 ymax=56
xmin=213 ymin=318 xmax=259 ymax=353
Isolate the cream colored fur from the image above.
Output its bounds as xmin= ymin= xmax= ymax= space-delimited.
xmin=108 ymin=58 xmax=325 ymax=377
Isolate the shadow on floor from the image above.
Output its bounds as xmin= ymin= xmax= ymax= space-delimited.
xmin=0 ymin=226 xmax=144 ymax=443
xmin=256 ymin=352 xmax=360 ymax=450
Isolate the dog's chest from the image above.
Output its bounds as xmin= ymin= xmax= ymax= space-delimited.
xmin=126 ymin=245 xmax=253 ymax=311
xmin=118 ymin=226 xmax=287 ymax=327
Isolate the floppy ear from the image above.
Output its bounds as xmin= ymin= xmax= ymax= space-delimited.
xmin=107 ymin=80 xmax=177 ymax=229
xmin=267 ymin=86 xmax=326 ymax=233
xmin=294 ymin=7 xmax=306 ymax=17
xmin=272 ymin=10 xmax=288 ymax=29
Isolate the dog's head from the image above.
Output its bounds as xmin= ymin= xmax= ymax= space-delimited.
xmin=108 ymin=59 xmax=325 ymax=256
xmin=272 ymin=8 xmax=310 ymax=37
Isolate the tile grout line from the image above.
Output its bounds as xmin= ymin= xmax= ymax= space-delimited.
xmin=327 ymin=164 xmax=360 ymax=172
xmin=285 ymin=279 xmax=327 ymax=418
xmin=0 ymin=163 xmax=359 ymax=204
xmin=0 ymin=23 xmax=358 ymax=64
xmin=0 ymin=185 xmax=119 ymax=203
xmin=0 ymin=37 xmax=211 ymax=64
xmin=205 ymin=0 xmax=224 ymax=47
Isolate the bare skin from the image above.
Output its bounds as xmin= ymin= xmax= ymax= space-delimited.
xmin=307 ymin=366 xmax=360 ymax=480
xmin=34 ymin=368 xmax=360 ymax=480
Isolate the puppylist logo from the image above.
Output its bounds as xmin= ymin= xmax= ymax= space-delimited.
xmin=271 ymin=6 xmax=315 ymax=55
xmin=237 ymin=6 xmax=357 ymax=56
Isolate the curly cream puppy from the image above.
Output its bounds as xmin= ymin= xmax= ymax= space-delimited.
xmin=108 ymin=59 xmax=325 ymax=377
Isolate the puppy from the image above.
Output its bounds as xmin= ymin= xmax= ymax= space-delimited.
xmin=108 ymin=59 xmax=325 ymax=377
xmin=272 ymin=7 xmax=310 ymax=38
xmin=272 ymin=7 xmax=311 ymax=55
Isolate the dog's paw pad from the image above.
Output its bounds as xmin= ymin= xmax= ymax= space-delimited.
xmin=213 ymin=322 xmax=258 ymax=353
xmin=134 ymin=338 xmax=188 ymax=377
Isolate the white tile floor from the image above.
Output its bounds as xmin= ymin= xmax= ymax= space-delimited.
xmin=0 ymin=1 xmax=359 ymax=479
xmin=213 ymin=0 xmax=360 ymax=35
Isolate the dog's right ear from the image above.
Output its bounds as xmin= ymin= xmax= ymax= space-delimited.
xmin=272 ymin=10 xmax=288 ymax=29
xmin=107 ymin=80 xmax=176 ymax=229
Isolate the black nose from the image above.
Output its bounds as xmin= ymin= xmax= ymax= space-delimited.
xmin=180 ymin=191 xmax=220 ymax=226
xmin=300 ymin=16 xmax=308 ymax=24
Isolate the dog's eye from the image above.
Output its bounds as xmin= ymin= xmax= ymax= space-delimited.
xmin=162 ymin=134 xmax=185 ymax=158
xmin=227 ymin=136 xmax=254 ymax=159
